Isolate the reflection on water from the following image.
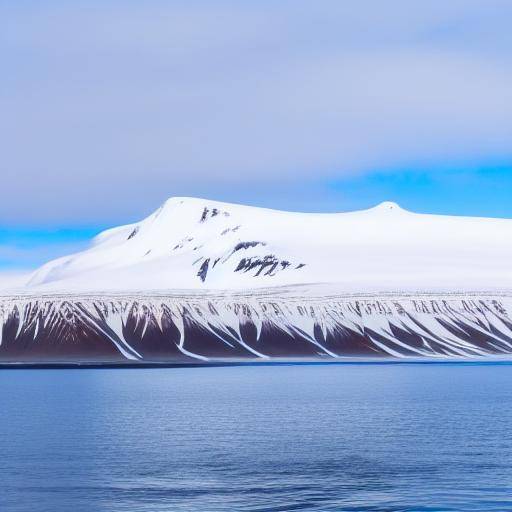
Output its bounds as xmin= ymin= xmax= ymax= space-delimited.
xmin=1 ymin=364 xmax=512 ymax=511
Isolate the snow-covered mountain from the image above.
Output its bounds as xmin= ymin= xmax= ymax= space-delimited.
xmin=2 ymin=197 xmax=512 ymax=364
xmin=27 ymin=197 xmax=512 ymax=292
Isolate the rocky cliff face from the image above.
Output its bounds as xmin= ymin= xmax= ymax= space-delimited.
xmin=1 ymin=291 xmax=511 ymax=363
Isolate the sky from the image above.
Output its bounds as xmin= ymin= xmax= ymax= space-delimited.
xmin=1 ymin=0 xmax=512 ymax=272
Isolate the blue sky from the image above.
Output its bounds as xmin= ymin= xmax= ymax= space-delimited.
xmin=1 ymin=1 xmax=512 ymax=271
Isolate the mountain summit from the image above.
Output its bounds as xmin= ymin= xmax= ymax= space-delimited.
xmin=28 ymin=197 xmax=512 ymax=292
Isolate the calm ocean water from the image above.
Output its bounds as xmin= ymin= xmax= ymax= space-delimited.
xmin=1 ymin=364 xmax=512 ymax=511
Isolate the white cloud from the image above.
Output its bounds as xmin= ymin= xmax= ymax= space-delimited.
xmin=1 ymin=0 xmax=511 ymax=223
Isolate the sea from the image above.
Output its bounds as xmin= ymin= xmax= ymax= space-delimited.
xmin=1 ymin=363 xmax=512 ymax=511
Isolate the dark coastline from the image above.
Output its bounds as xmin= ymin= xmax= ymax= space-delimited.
xmin=2 ymin=358 xmax=512 ymax=370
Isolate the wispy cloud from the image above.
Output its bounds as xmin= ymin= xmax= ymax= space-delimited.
xmin=1 ymin=0 xmax=511 ymax=223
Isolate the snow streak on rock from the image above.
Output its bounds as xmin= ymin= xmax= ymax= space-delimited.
xmin=1 ymin=292 xmax=511 ymax=363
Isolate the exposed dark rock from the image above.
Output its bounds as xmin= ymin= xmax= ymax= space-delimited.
xmin=127 ymin=227 xmax=139 ymax=240
xmin=200 ymin=207 xmax=229 ymax=223
xmin=197 ymin=258 xmax=210 ymax=282
xmin=264 ymin=262 xmax=279 ymax=276
xmin=221 ymin=225 xmax=241 ymax=235
xmin=233 ymin=241 xmax=266 ymax=252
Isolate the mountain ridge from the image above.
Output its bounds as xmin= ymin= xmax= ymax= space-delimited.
xmin=25 ymin=196 xmax=512 ymax=293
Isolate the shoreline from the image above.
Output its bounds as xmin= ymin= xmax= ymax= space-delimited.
xmin=2 ymin=358 xmax=512 ymax=370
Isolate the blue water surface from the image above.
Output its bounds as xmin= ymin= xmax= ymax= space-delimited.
xmin=1 ymin=364 xmax=512 ymax=511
